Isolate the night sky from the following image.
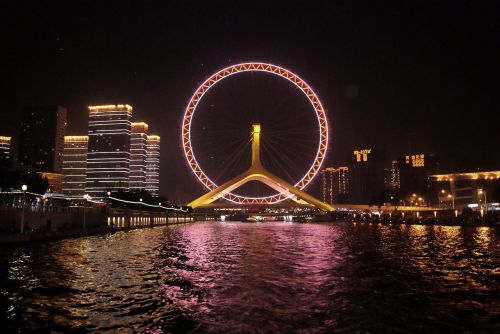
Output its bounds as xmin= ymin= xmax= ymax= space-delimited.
xmin=1 ymin=1 xmax=499 ymax=202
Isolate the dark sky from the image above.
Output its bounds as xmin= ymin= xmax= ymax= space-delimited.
xmin=1 ymin=1 xmax=499 ymax=202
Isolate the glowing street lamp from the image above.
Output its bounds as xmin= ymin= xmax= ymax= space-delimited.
xmin=447 ymin=193 xmax=455 ymax=209
xmin=478 ymin=189 xmax=487 ymax=212
xmin=20 ymin=185 xmax=28 ymax=234
xmin=83 ymin=194 xmax=91 ymax=230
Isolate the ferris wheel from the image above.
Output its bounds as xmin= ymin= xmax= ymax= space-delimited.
xmin=182 ymin=62 xmax=329 ymax=205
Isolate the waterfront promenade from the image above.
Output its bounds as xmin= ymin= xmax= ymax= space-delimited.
xmin=0 ymin=206 xmax=193 ymax=244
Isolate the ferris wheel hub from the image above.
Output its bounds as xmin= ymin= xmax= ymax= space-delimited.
xmin=187 ymin=124 xmax=333 ymax=211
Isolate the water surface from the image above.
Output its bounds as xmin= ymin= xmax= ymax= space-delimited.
xmin=0 ymin=222 xmax=499 ymax=333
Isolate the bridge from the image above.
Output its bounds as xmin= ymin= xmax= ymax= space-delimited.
xmin=187 ymin=124 xmax=447 ymax=214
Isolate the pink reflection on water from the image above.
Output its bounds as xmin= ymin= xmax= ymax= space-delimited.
xmin=159 ymin=222 xmax=345 ymax=326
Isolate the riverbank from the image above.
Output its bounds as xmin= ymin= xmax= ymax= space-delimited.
xmin=0 ymin=207 xmax=195 ymax=244
xmin=0 ymin=221 xmax=192 ymax=244
xmin=325 ymin=217 xmax=500 ymax=227
xmin=323 ymin=210 xmax=500 ymax=227
xmin=0 ymin=227 xmax=114 ymax=244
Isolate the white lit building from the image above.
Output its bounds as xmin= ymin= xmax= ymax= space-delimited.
xmin=62 ymin=136 xmax=89 ymax=199
xmin=384 ymin=160 xmax=401 ymax=191
xmin=129 ymin=122 xmax=149 ymax=191
xmin=145 ymin=135 xmax=160 ymax=196
xmin=86 ymin=105 xmax=132 ymax=198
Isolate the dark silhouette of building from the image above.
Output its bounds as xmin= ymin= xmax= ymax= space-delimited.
xmin=349 ymin=148 xmax=386 ymax=204
xmin=398 ymin=153 xmax=438 ymax=204
xmin=18 ymin=106 xmax=67 ymax=173
xmin=384 ymin=160 xmax=401 ymax=193
xmin=320 ymin=167 xmax=349 ymax=204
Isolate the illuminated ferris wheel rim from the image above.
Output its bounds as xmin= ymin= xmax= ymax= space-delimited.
xmin=182 ymin=62 xmax=329 ymax=204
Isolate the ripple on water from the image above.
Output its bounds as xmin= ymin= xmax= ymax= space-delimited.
xmin=0 ymin=222 xmax=498 ymax=333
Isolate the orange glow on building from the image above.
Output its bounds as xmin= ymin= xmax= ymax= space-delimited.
xmin=0 ymin=136 xmax=11 ymax=161
xmin=406 ymin=154 xmax=425 ymax=167
xmin=39 ymin=172 xmax=64 ymax=193
xmin=430 ymin=171 xmax=500 ymax=182
xmin=353 ymin=149 xmax=371 ymax=162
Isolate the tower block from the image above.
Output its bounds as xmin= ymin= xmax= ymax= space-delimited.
xmin=188 ymin=124 xmax=333 ymax=212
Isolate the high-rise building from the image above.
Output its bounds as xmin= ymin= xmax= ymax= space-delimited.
xmin=349 ymin=148 xmax=386 ymax=204
xmin=62 ymin=136 xmax=89 ymax=199
xmin=86 ymin=104 xmax=132 ymax=198
xmin=129 ymin=122 xmax=149 ymax=191
xmin=398 ymin=153 xmax=437 ymax=199
xmin=145 ymin=135 xmax=160 ymax=196
xmin=0 ymin=136 xmax=11 ymax=164
xmin=384 ymin=160 xmax=400 ymax=191
xmin=18 ymin=106 xmax=67 ymax=173
xmin=321 ymin=167 xmax=349 ymax=205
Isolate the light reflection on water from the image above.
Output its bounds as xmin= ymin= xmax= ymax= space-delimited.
xmin=0 ymin=222 xmax=499 ymax=333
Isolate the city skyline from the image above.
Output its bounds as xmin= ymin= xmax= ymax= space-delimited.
xmin=1 ymin=1 xmax=499 ymax=202
xmin=0 ymin=3 xmax=499 ymax=332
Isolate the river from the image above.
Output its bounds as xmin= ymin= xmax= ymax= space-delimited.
xmin=0 ymin=222 xmax=499 ymax=333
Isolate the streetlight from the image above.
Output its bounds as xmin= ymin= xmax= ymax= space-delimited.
xmin=478 ymin=189 xmax=487 ymax=212
xmin=20 ymin=184 xmax=28 ymax=234
xmin=42 ymin=195 xmax=46 ymax=212
xmin=83 ymin=194 xmax=91 ymax=230
xmin=447 ymin=193 xmax=455 ymax=209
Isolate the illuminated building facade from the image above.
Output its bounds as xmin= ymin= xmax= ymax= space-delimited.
xmin=18 ymin=106 xmax=67 ymax=173
xmin=145 ymin=135 xmax=160 ymax=196
xmin=384 ymin=160 xmax=401 ymax=191
xmin=62 ymin=136 xmax=89 ymax=199
xmin=86 ymin=105 xmax=132 ymax=198
xmin=130 ymin=122 xmax=149 ymax=191
xmin=0 ymin=136 xmax=11 ymax=164
xmin=429 ymin=171 xmax=499 ymax=208
xmin=321 ymin=167 xmax=349 ymax=204
xmin=406 ymin=154 xmax=425 ymax=167
xmin=353 ymin=149 xmax=371 ymax=162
